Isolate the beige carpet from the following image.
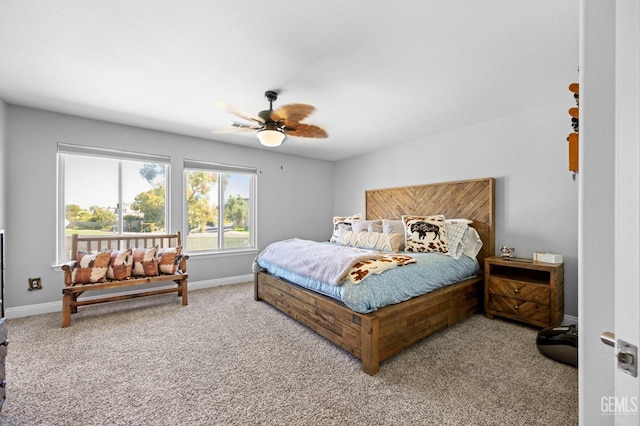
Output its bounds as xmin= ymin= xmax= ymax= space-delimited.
xmin=1 ymin=282 xmax=577 ymax=425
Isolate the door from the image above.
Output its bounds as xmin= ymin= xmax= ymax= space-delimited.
xmin=609 ymin=0 xmax=640 ymax=423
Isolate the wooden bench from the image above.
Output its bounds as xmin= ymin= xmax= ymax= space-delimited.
xmin=61 ymin=232 xmax=188 ymax=327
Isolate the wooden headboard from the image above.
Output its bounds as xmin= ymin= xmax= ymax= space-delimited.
xmin=365 ymin=177 xmax=495 ymax=266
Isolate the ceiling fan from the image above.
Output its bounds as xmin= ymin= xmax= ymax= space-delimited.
xmin=216 ymin=90 xmax=328 ymax=147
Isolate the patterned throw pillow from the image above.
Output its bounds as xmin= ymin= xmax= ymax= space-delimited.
xmin=157 ymin=247 xmax=182 ymax=275
xmin=444 ymin=222 xmax=469 ymax=260
xmin=329 ymin=214 xmax=361 ymax=242
xmin=106 ymin=248 xmax=133 ymax=280
xmin=132 ymin=246 xmax=159 ymax=276
xmin=402 ymin=215 xmax=449 ymax=254
xmin=72 ymin=251 xmax=111 ymax=284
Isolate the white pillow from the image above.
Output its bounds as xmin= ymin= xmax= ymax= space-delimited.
xmin=352 ymin=219 xmax=382 ymax=233
xmin=445 ymin=218 xmax=473 ymax=225
xmin=462 ymin=226 xmax=484 ymax=259
xmin=382 ymin=219 xmax=404 ymax=234
xmin=339 ymin=231 xmax=404 ymax=252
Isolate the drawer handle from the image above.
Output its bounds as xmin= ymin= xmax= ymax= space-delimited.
xmin=514 ymin=305 xmax=519 ymax=310
xmin=0 ymin=340 xmax=8 ymax=347
xmin=514 ymin=288 xmax=519 ymax=294
xmin=0 ymin=380 xmax=6 ymax=388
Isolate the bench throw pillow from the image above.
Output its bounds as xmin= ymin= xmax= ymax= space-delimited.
xmin=106 ymin=248 xmax=133 ymax=280
xmin=157 ymin=247 xmax=181 ymax=275
xmin=72 ymin=251 xmax=111 ymax=284
xmin=132 ymin=246 xmax=159 ymax=276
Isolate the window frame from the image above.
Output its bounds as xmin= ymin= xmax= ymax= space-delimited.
xmin=183 ymin=159 xmax=257 ymax=255
xmin=57 ymin=143 xmax=171 ymax=263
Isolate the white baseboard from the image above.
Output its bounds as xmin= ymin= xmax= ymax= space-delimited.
xmin=6 ymin=276 xmax=580 ymax=327
xmin=188 ymin=274 xmax=253 ymax=291
xmin=4 ymin=274 xmax=254 ymax=320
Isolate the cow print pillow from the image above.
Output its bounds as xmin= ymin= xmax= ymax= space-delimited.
xmin=157 ymin=247 xmax=181 ymax=275
xmin=132 ymin=246 xmax=159 ymax=276
xmin=72 ymin=251 xmax=111 ymax=284
xmin=106 ymin=248 xmax=133 ymax=280
xmin=329 ymin=214 xmax=361 ymax=243
xmin=402 ymin=215 xmax=449 ymax=254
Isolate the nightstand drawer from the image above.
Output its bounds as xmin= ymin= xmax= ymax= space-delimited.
xmin=488 ymin=277 xmax=549 ymax=304
xmin=488 ymin=294 xmax=550 ymax=323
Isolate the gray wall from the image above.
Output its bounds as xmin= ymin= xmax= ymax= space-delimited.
xmin=4 ymin=105 xmax=334 ymax=314
xmin=333 ymin=101 xmax=579 ymax=317
xmin=3 ymin=99 xmax=581 ymax=319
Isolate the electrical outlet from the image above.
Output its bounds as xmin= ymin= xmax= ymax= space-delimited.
xmin=28 ymin=277 xmax=42 ymax=291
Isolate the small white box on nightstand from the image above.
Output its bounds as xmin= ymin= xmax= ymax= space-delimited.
xmin=533 ymin=252 xmax=563 ymax=264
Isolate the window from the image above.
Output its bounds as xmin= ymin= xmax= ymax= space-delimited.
xmin=183 ymin=159 xmax=256 ymax=253
xmin=57 ymin=144 xmax=170 ymax=262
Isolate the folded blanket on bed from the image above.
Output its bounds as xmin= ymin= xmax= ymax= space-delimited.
xmin=257 ymin=238 xmax=413 ymax=285
xmin=348 ymin=254 xmax=416 ymax=284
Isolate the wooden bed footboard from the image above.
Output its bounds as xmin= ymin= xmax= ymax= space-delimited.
xmin=255 ymin=271 xmax=482 ymax=375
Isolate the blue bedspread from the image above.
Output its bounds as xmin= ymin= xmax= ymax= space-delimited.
xmin=256 ymin=245 xmax=479 ymax=313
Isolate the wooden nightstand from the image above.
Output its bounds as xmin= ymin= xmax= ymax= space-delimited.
xmin=484 ymin=256 xmax=564 ymax=328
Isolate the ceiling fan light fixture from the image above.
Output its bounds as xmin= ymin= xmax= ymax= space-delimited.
xmin=256 ymin=128 xmax=285 ymax=147
xmin=217 ymin=90 xmax=326 ymax=145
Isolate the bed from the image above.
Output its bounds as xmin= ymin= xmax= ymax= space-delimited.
xmin=254 ymin=177 xmax=495 ymax=375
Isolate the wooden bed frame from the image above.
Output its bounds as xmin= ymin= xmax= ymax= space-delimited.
xmin=254 ymin=177 xmax=495 ymax=375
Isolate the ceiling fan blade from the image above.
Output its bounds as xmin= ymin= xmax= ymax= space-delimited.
xmin=211 ymin=125 xmax=258 ymax=134
xmin=216 ymin=101 xmax=265 ymax=124
xmin=271 ymin=103 xmax=315 ymax=123
xmin=231 ymin=121 xmax=262 ymax=130
xmin=283 ymin=123 xmax=328 ymax=138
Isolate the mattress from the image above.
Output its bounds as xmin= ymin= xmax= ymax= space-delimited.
xmin=256 ymin=247 xmax=479 ymax=313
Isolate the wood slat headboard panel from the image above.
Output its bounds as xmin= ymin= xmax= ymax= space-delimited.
xmin=365 ymin=177 xmax=495 ymax=266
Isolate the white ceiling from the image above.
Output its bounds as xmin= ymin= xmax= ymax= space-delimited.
xmin=0 ymin=1 xmax=579 ymax=161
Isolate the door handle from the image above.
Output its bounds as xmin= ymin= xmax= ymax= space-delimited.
xmin=601 ymin=331 xmax=615 ymax=347
xmin=601 ymin=331 xmax=638 ymax=377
